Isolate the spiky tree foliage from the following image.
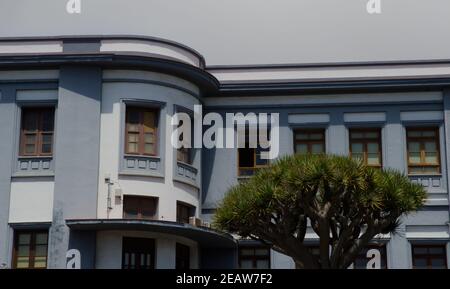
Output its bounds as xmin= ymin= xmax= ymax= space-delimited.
xmin=214 ymin=154 xmax=426 ymax=269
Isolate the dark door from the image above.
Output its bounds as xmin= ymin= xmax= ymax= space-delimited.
xmin=122 ymin=237 xmax=155 ymax=269
xmin=176 ymin=243 xmax=190 ymax=269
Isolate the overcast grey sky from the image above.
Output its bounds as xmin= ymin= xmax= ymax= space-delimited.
xmin=0 ymin=0 xmax=449 ymax=65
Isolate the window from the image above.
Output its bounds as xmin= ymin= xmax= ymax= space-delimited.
xmin=239 ymin=246 xmax=270 ymax=269
xmin=349 ymin=128 xmax=382 ymax=167
xmin=294 ymin=129 xmax=325 ymax=154
xmin=176 ymin=202 xmax=195 ymax=224
xmin=176 ymin=243 xmax=190 ymax=269
xmin=412 ymin=245 xmax=447 ymax=269
xmin=20 ymin=107 xmax=55 ymax=156
xmin=123 ymin=196 xmax=158 ymax=220
xmin=122 ymin=237 xmax=155 ymax=269
xmin=13 ymin=231 xmax=48 ymax=269
xmin=125 ymin=107 xmax=158 ymax=156
xmin=176 ymin=113 xmax=194 ymax=165
xmin=353 ymin=245 xmax=387 ymax=269
xmin=407 ymin=128 xmax=440 ymax=174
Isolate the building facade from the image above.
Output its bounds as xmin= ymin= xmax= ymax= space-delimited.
xmin=0 ymin=35 xmax=449 ymax=269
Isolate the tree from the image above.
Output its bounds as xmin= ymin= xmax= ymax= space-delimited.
xmin=214 ymin=154 xmax=426 ymax=269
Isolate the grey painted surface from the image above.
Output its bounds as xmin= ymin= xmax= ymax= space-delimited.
xmin=0 ymin=85 xmax=16 ymax=267
xmin=48 ymin=66 xmax=102 ymax=268
xmin=1 ymin=1 xmax=450 ymax=65
xmin=68 ymin=230 xmax=97 ymax=269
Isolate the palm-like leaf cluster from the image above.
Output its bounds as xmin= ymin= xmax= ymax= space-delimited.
xmin=214 ymin=154 xmax=426 ymax=268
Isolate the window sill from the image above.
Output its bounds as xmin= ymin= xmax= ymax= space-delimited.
xmin=119 ymin=171 xmax=164 ymax=179
xmin=174 ymin=162 xmax=199 ymax=188
xmin=408 ymin=173 xmax=442 ymax=177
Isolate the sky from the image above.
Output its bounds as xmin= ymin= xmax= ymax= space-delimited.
xmin=0 ymin=0 xmax=449 ymax=66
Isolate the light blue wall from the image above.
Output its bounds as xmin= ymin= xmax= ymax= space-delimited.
xmin=47 ymin=66 xmax=102 ymax=268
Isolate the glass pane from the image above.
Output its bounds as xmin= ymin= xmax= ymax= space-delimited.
xmin=240 ymin=260 xmax=253 ymax=269
xmin=255 ymin=249 xmax=269 ymax=256
xmin=424 ymin=142 xmax=436 ymax=152
xmin=42 ymin=144 xmax=52 ymax=154
xmin=425 ymin=152 xmax=438 ymax=164
xmin=42 ymin=134 xmax=52 ymax=144
xmin=33 ymin=256 xmax=47 ymax=268
xmin=127 ymin=110 xmax=140 ymax=124
xmin=367 ymin=153 xmax=380 ymax=166
xmin=409 ymin=152 xmax=421 ymax=164
xmin=310 ymin=133 xmax=323 ymax=140
xmin=16 ymin=257 xmax=30 ymax=268
xmin=255 ymin=153 xmax=269 ymax=166
xmin=25 ymin=134 xmax=36 ymax=144
xmin=365 ymin=132 xmax=378 ymax=139
xmin=295 ymin=144 xmax=308 ymax=154
xmin=350 ymin=132 xmax=364 ymax=139
xmin=42 ymin=111 xmax=54 ymax=131
xmin=18 ymin=234 xmax=31 ymax=245
xmin=241 ymin=249 xmax=254 ymax=256
xmin=35 ymin=233 xmax=48 ymax=245
xmin=128 ymin=133 xmax=139 ymax=143
xmin=423 ymin=166 xmax=439 ymax=174
xmin=17 ymin=245 xmax=30 ymax=257
xmin=414 ymin=258 xmax=427 ymax=269
xmin=23 ymin=112 xmax=38 ymax=131
xmin=144 ymin=144 xmax=155 ymax=154
xmin=124 ymin=253 xmax=129 ymax=266
xmin=351 ymin=143 xmax=363 ymax=153
xmin=144 ymin=133 xmax=154 ymax=144
xmin=143 ymin=111 xmax=155 ymax=132
xmin=311 ymin=144 xmax=324 ymax=154
xmin=295 ymin=133 xmax=308 ymax=140
xmin=422 ymin=130 xmax=436 ymax=137
xmin=408 ymin=131 xmax=421 ymax=137
xmin=430 ymin=258 xmax=446 ymax=268
xmin=429 ymin=247 xmax=445 ymax=254
xmin=367 ymin=143 xmax=379 ymax=153
xmin=352 ymin=153 xmax=364 ymax=161
xmin=256 ymin=260 xmax=270 ymax=269
xmin=35 ymin=245 xmax=47 ymax=257
xmin=127 ymin=143 xmax=138 ymax=153
xmin=127 ymin=124 xmax=139 ymax=132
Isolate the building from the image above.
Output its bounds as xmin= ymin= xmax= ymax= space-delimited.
xmin=0 ymin=35 xmax=449 ymax=269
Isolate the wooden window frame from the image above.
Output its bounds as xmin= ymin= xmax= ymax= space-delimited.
xmin=12 ymin=230 xmax=48 ymax=269
xmin=123 ymin=195 xmax=158 ymax=220
xmin=176 ymin=201 xmax=196 ymax=224
xmin=238 ymin=245 xmax=271 ymax=269
xmin=406 ymin=127 xmax=441 ymax=174
xmin=125 ymin=106 xmax=158 ymax=156
xmin=19 ymin=107 xmax=55 ymax=157
xmin=293 ymin=129 xmax=326 ymax=154
xmin=412 ymin=244 xmax=448 ymax=269
xmin=349 ymin=128 xmax=383 ymax=168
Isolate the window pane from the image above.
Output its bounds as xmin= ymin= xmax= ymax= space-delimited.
xmin=241 ymin=249 xmax=254 ymax=256
xmin=422 ymin=130 xmax=436 ymax=137
xmin=143 ymin=111 xmax=156 ymax=132
xmin=128 ymin=133 xmax=139 ymax=143
xmin=311 ymin=143 xmax=324 ymax=154
xmin=127 ymin=124 xmax=139 ymax=132
xmin=255 ymin=249 xmax=269 ymax=256
xmin=35 ymin=233 xmax=48 ymax=245
xmin=35 ymin=245 xmax=47 ymax=257
xmin=42 ymin=134 xmax=52 ymax=144
xmin=295 ymin=133 xmax=308 ymax=140
xmin=430 ymin=258 xmax=446 ymax=269
xmin=429 ymin=247 xmax=445 ymax=254
xmin=16 ymin=257 xmax=30 ymax=268
xmin=367 ymin=153 xmax=380 ymax=166
xmin=41 ymin=144 xmax=52 ymax=154
xmin=145 ymin=133 xmax=154 ymax=144
xmin=240 ymin=260 xmax=253 ymax=269
xmin=127 ymin=143 xmax=138 ymax=153
xmin=424 ymin=141 xmax=436 ymax=152
xmin=408 ymin=131 xmax=421 ymax=137
xmin=33 ymin=256 xmax=47 ymax=268
xmin=365 ymin=132 xmax=378 ymax=139
xmin=18 ymin=234 xmax=31 ymax=245
xmin=295 ymin=144 xmax=308 ymax=154
xmin=144 ymin=144 xmax=155 ymax=154
xmin=23 ymin=111 xmax=38 ymax=131
xmin=17 ymin=245 xmax=30 ymax=257
xmin=350 ymin=132 xmax=364 ymax=139
xmin=367 ymin=142 xmax=379 ymax=153
xmin=25 ymin=134 xmax=36 ymax=144
xmin=310 ymin=133 xmax=323 ymax=140
xmin=256 ymin=260 xmax=270 ymax=269
xmin=41 ymin=111 xmax=54 ymax=131
xmin=414 ymin=258 xmax=428 ymax=269
xmin=351 ymin=143 xmax=363 ymax=153
xmin=425 ymin=152 xmax=438 ymax=164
